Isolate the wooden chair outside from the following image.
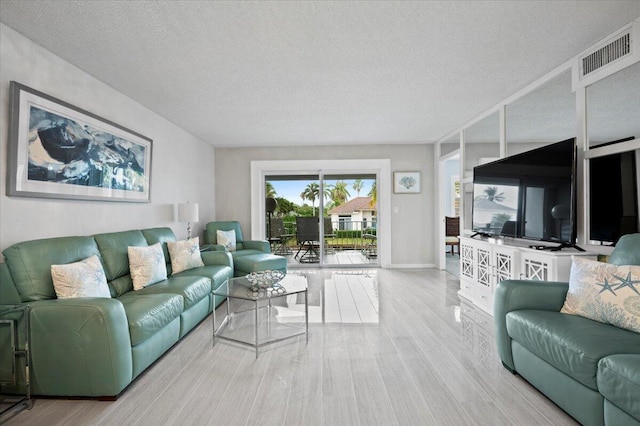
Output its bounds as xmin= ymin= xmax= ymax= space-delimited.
xmin=445 ymin=216 xmax=460 ymax=255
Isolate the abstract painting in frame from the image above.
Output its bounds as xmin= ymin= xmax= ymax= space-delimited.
xmin=394 ymin=171 xmax=421 ymax=194
xmin=7 ymin=81 xmax=152 ymax=202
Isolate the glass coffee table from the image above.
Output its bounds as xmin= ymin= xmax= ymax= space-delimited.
xmin=212 ymin=274 xmax=308 ymax=358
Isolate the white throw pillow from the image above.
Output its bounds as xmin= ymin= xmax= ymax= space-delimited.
xmin=51 ymin=255 xmax=111 ymax=299
xmin=217 ymin=229 xmax=237 ymax=252
xmin=167 ymin=237 xmax=205 ymax=274
xmin=561 ymin=256 xmax=640 ymax=334
xmin=128 ymin=243 xmax=168 ymax=290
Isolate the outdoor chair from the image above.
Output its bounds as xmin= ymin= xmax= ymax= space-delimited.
xmin=295 ymin=217 xmax=320 ymax=263
xmin=269 ymin=217 xmax=293 ymax=255
xmin=324 ymin=217 xmax=336 ymax=255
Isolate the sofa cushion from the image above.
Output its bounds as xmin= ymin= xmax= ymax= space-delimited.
xmin=131 ymin=276 xmax=211 ymax=310
xmin=94 ymin=230 xmax=148 ymax=281
xmin=598 ymin=354 xmax=640 ymax=421
xmin=117 ymin=293 xmax=183 ymax=346
xmin=108 ymin=275 xmax=134 ymax=298
xmin=51 ymin=255 xmax=111 ymax=299
xmin=167 ymin=238 xmax=204 ymax=274
xmin=3 ymin=236 xmax=102 ymax=302
xmin=128 ymin=243 xmax=167 ymax=290
xmin=561 ymin=256 xmax=640 ymax=334
xmin=230 ymin=249 xmax=263 ymax=259
xmin=506 ymin=310 xmax=640 ymax=390
xmin=172 ymin=265 xmax=232 ymax=291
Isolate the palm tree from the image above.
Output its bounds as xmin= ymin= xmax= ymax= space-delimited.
xmin=329 ymin=180 xmax=351 ymax=207
xmin=352 ymin=179 xmax=364 ymax=196
xmin=484 ymin=186 xmax=505 ymax=203
xmin=368 ymin=181 xmax=377 ymax=207
xmin=301 ymin=182 xmax=320 ymax=216
xmin=265 ymin=182 xmax=276 ymax=198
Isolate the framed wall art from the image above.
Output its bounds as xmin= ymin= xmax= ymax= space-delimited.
xmin=394 ymin=171 xmax=421 ymax=194
xmin=7 ymin=81 xmax=152 ymax=202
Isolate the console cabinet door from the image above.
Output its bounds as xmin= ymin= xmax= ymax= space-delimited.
xmin=493 ymin=245 xmax=519 ymax=285
xmin=520 ymin=252 xmax=555 ymax=281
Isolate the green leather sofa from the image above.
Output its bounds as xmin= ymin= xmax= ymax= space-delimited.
xmin=0 ymin=227 xmax=233 ymax=398
xmin=494 ymin=233 xmax=640 ymax=426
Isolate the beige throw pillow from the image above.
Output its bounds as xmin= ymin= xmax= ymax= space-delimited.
xmin=128 ymin=243 xmax=168 ymax=290
xmin=217 ymin=229 xmax=236 ymax=252
xmin=561 ymin=256 xmax=640 ymax=333
xmin=51 ymin=255 xmax=111 ymax=299
xmin=167 ymin=237 xmax=204 ymax=274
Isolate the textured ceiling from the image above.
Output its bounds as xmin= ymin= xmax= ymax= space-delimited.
xmin=1 ymin=1 xmax=639 ymax=147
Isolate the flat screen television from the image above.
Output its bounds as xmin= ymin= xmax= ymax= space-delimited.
xmin=472 ymin=138 xmax=577 ymax=245
xmin=589 ymin=149 xmax=639 ymax=244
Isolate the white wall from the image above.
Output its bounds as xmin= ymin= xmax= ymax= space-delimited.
xmin=215 ymin=144 xmax=434 ymax=267
xmin=0 ymin=24 xmax=216 ymax=259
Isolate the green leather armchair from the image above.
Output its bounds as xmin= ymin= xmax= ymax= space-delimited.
xmin=494 ymin=233 xmax=640 ymax=426
xmin=205 ymin=221 xmax=270 ymax=257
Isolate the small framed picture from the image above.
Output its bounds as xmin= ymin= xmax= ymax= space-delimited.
xmin=394 ymin=171 xmax=421 ymax=194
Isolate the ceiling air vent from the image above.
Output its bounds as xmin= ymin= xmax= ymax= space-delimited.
xmin=582 ymin=32 xmax=630 ymax=76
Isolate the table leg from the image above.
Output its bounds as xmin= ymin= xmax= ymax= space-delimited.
xmin=255 ymin=299 xmax=259 ymax=359
xmin=212 ymin=296 xmax=216 ymax=347
xmin=267 ymin=298 xmax=272 ymax=337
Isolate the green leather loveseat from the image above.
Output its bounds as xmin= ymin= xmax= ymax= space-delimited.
xmin=494 ymin=233 xmax=640 ymax=426
xmin=0 ymin=227 xmax=233 ymax=398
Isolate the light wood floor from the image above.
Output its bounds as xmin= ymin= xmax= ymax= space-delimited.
xmin=3 ymin=268 xmax=577 ymax=425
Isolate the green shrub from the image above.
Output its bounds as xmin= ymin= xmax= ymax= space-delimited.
xmin=335 ymin=230 xmax=362 ymax=238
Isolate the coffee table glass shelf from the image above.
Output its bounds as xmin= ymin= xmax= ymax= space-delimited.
xmin=213 ymin=273 xmax=308 ymax=358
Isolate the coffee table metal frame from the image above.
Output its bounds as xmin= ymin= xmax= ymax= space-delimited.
xmin=212 ymin=275 xmax=308 ymax=358
xmin=0 ymin=304 xmax=32 ymax=419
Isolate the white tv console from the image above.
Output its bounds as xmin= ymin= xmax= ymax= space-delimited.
xmin=458 ymin=236 xmax=596 ymax=316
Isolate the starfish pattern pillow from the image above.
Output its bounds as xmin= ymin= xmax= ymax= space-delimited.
xmin=561 ymin=256 xmax=640 ymax=333
xmin=167 ymin=237 xmax=204 ymax=274
xmin=128 ymin=243 xmax=167 ymax=290
xmin=51 ymin=255 xmax=111 ymax=299
xmin=216 ymin=229 xmax=236 ymax=252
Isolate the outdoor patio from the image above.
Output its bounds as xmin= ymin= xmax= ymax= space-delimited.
xmin=278 ymin=246 xmax=377 ymax=266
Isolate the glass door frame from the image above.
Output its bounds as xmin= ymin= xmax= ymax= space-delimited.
xmin=250 ymin=159 xmax=391 ymax=268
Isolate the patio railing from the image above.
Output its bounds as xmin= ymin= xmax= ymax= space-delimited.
xmin=272 ymin=219 xmax=377 ymax=252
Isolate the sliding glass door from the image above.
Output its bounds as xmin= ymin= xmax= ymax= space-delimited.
xmin=322 ymin=174 xmax=377 ymax=266
xmin=265 ymin=173 xmax=378 ymax=267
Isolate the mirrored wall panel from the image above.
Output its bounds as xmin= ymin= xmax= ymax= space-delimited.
xmin=462 ymin=111 xmax=500 ymax=230
xmin=506 ymin=69 xmax=575 ymax=156
xmin=440 ymin=133 xmax=460 ymax=157
xmin=587 ymin=61 xmax=640 ymax=148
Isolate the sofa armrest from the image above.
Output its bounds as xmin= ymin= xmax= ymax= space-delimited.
xmin=209 ymin=244 xmax=227 ymax=252
xmin=243 ymin=240 xmax=270 ymax=253
xmin=493 ymin=279 xmax=569 ymax=371
xmin=28 ymin=298 xmax=133 ymax=397
xmin=201 ymin=251 xmax=233 ymax=268
xmin=0 ymin=263 xmax=22 ymax=305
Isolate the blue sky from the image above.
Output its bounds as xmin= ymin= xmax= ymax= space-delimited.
xmin=269 ymin=178 xmax=374 ymax=206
